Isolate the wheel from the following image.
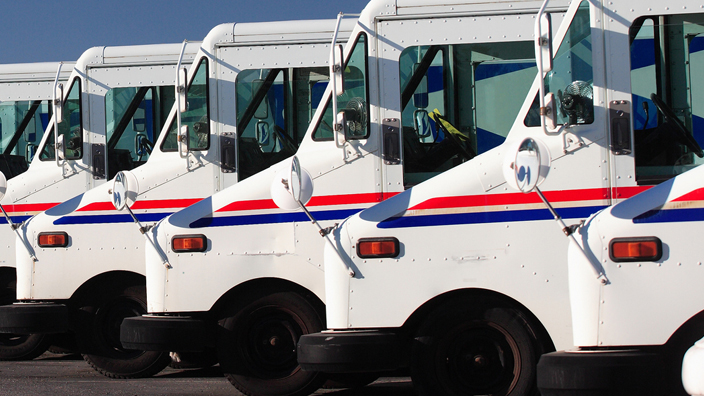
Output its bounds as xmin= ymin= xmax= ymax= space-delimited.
xmin=650 ymin=93 xmax=704 ymax=158
xmin=217 ymin=291 xmax=326 ymax=396
xmin=0 ymin=273 xmax=51 ymax=360
xmin=74 ymin=283 xmax=171 ymax=379
xmin=411 ymin=296 xmax=545 ymax=396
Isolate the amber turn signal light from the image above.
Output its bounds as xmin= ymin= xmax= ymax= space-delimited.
xmin=171 ymin=234 xmax=207 ymax=252
xmin=38 ymin=232 xmax=69 ymax=248
xmin=357 ymin=237 xmax=400 ymax=259
xmin=609 ymin=237 xmax=662 ymax=262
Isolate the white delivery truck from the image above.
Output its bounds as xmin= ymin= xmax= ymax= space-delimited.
xmin=291 ymin=0 xmax=704 ymax=394
xmin=0 ymin=43 xmax=199 ymax=363
xmin=0 ymin=20 xmax=353 ymax=381
xmin=0 ymin=61 xmax=74 ymax=361
xmin=116 ymin=1 xmax=573 ymax=395
xmin=533 ymin=35 xmax=704 ymax=392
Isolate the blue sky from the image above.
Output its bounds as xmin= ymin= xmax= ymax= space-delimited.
xmin=0 ymin=0 xmax=371 ymax=64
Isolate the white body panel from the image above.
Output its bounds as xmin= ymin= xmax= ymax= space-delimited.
xmin=570 ymin=162 xmax=704 ymax=347
xmin=142 ymin=0 xmax=587 ymax=338
xmin=1 ymin=44 xmax=199 ymax=274
xmin=17 ymin=20 xmax=353 ymax=301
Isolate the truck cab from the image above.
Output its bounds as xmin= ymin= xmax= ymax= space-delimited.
xmin=294 ymin=0 xmax=704 ymax=394
xmin=1 ymin=19 xmax=352 ymax=380
xmin=116 ymin=1 xmax=582 ymax=395
xmin=0 ymin=61 xmax=73 ymax=361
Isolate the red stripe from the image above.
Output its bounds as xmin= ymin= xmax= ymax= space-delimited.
xmin=673 ymin=188 xmax=704 ymax=202
xmin=217 ymin=192 xmax=400 ymax=213
xmin=4 ymin=202 xmax=59 ymax=213
xmin=77 ymin=199 xmax=202 ymax=212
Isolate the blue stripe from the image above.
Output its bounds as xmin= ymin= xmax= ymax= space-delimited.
xmin=377 ymin=206 xmax=605 ymax=229
xmin=2 ymin=216 xmax=32 ymax=224
xmin=634 ymin=207 xmax=704 ymax=224
xmin=53 ymin=212 xmax=172 ymax=225
xmin=189 ymin=208 xmax=363 ymax=228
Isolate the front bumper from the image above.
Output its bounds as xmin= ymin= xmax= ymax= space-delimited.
xmin=0 ymin=302 xmax=68 ymax=334
xmin=297 ymin=330 xmax=408 ymax=373
xmin=120 ymin=315 xmax=215 ymax=352
xmin=537 ymin=350 xmax=667 ymax=395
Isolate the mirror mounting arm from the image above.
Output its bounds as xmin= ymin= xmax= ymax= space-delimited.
xmin=0 ymin=204 xmax=37 ymax=262
xmin=123 ymin=205 xmax=171 ymax=269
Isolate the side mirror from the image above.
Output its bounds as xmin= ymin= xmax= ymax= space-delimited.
xmin=54 ymin=83 xmax=64 ymax=124
xmin=111 ymin=170 xmax=139 ymax=211
xmin=56 ymin=134 xmax=66 ymax=161
xmin=503 ymin=137 xmax=551 ymax=193
xmin=177 ymin=67 xmax=188 ymax=114
xmin=178 ymin=124 xmax=189 ymax=157
xmin=271 ymin=156 xmax=313 ymax=210
xmin=331 ymin=44 xmax=345 ymax=98
xmin=537 ymin=13 xmax=553 ymax=73
xmin=0 ymin=171 xmax=7 ymax=201
xmin=335 ymin=110 xmax=347 ymax=147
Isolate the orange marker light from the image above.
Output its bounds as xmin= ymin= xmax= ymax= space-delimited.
xmin=357 ymin=237 xmax=399 ymax=259
xmin=38 ymin=232 xmax=69 ymax=248
xmin=609 ymin=237 xmax=662 ymax=262
xmin=171 ymin=235 xmax=207 ymax=253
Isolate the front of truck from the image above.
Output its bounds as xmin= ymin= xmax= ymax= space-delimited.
xmin=296 ymin=0 xmax=656 ymax=395
xmin=2 ymin=42 xmax=206 ymax=378
xmin=538 ymin=162 xmax=704 ymax=394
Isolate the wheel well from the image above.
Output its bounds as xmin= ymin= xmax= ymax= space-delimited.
xmin=401 ymin=288 xmax=556 ymax=354
xmin=667 ymin=309 xmax=704 ymax=352
xmin=0 ymin=266 xmax=16 ymax=289
xmin=69 ymin=270 xmax=145 ymax=306
xmin=210 ymin=278 xmax=325 ymax=322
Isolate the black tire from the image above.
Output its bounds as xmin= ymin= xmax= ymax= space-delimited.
xmin=411 ymin=296 xmax=544 ymax=396
xmin=0 ymin=272 xmax=51 ymax=361
xmin=74 ymin=283 xmax=171 ymax=379
xmin=217 ymin=291 xmax=326 ymax=396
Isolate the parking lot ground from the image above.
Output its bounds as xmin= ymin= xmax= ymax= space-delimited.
xmin=0 ymin=352 xmax=417 ymax=396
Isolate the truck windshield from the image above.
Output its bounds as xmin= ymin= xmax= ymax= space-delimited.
xmin=237 ymin=66 xmax=329 ymax=181
xmin=106 ymin=85 xmax=175 ymax=179
xmin=0 ymin=100 xmax=52 ymax=178
xmin=162 ymin=57 xmax=209 ymax=152
xmin=401 ymin=42 xmax=536 ymax=187
xmin=39 ymin=78 xmax=82 ymax=161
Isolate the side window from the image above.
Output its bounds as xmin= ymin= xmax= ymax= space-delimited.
xmin=312 ymin=34 xmax=369 ymax=140
xmin=632 ymin=14 xmax=704 ymax=184
xmin=525 ymin=1 xmax=593 ymax=127
xmin=162 ymin=58 xmax=209 ymax=152
xmin=237 ymin=66 xmax=330 ymax=181
xmin=106 ymin=85 xmax=175 ymax=179
xmin=402 ymin=42 xmax=536 ymax=188
xmin=40 ymin=78 xmax=82 ymax=161
xmin=0 ymin=100 xmax=52 ymax=178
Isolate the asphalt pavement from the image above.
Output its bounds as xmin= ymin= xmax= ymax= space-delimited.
xmin=0 ymin=352 xmax=418 ymax=396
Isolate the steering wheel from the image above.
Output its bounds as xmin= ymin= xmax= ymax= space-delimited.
xmin=273 ymin=125 xmax=298 ymax=153
xmin=431 ymin=114 xmax=474 ymax=161
xmin=650 ymin=93 xmax=704 ymax=158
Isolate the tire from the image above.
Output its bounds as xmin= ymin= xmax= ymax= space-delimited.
xmin=74 ymin=283 xmax=171 ymax=379
xmin=411 ymin=296 xmax=544 ymax=396
xmin=217 ymin=291 xmax=326 ymax=396
xmin=0 ymin=273 xmax=51 ymax=361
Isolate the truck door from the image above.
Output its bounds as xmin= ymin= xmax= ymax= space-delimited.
xmin=376 ymin=15 xmax=544 ymax=189
xmin=608 ymin=10 xmax=704 ymax=196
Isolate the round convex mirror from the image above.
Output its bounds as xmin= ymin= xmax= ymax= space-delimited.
xmin=503 ymin=137 xmax=551 ymax=193
xmin=112 ymin=171 xmax=129 ymax=211
xmin=0 ymin=171 xmax=6 ymax=201
xmin=514 ymin=138 xmax=542 ymax=193
xmin=290 ymin=155 xmax=302 ymax=203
